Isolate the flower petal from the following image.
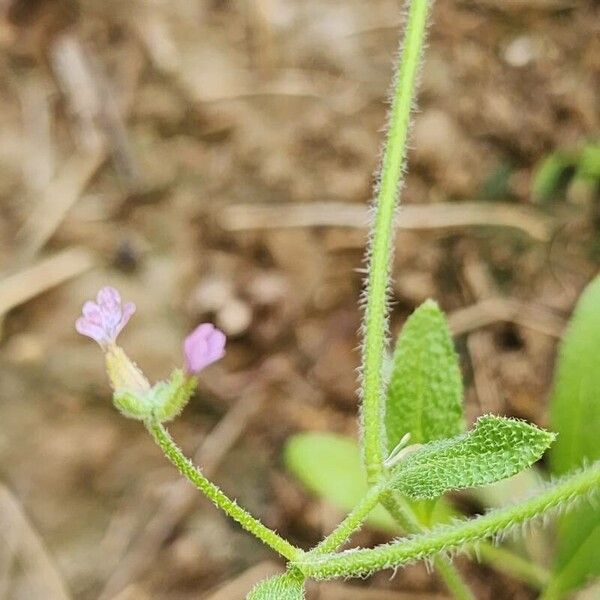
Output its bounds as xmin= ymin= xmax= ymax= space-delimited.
xmin=183 ymin=323 xmax=226 ymax=374
xmin=76 ymin=287 xmax=135 ymax=347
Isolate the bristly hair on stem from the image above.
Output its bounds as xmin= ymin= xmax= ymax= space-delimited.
xmin=147 ymin=420 xmax=302 ymax=561
xmin=294 ymin=462 xmax=600 ymax=580
xmin=360 ymin=0 xmax=432 ymax=485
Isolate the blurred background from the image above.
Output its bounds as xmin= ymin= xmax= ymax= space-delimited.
xmin=0 ymin=0 xmax=598 ymax=598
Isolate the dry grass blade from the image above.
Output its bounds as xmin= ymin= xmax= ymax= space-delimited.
xmin=448 ymin=297 xmax=565 ymax=338
xmin=219 ymin=201 xmax=552 ymax=241
xmin=0 ymin=484 xmax=71 ymax=599
xmin=459 ymin=253 xmax=504 ymax=413
xmin=17 ymin=151 xmax=105 ymax=260
xmin=0 ymin=247 xmax=95 ymax=318
xmin=18 ymin=76 xmax=55 ymax=193
xmin=17 ymin=31 xmax=139 ymax=261
xmin=0 ymin=511 xmax=18 ymax=599
xmin=49 ymin=34 xmax=104 ymax=153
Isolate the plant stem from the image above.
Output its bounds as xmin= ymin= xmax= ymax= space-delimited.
xmin=312 ymin=485 xmax=384 ymax=555
xmin=146 ymin=420 xmax=301 ymax=561
xmin=296 ymin=463 xmax=600 ymax=579
xmin=361 ymin=0 xmax=432 ymax=484
xmin=381 ymin=491 xmax=421 ymax=532
xmin=434 ymin=558 xmax=476 ymax=600
xmin=382 ymin=492 xmax=475 ymax=600
xmin=383 ymin=492 xmax=551 ymax=591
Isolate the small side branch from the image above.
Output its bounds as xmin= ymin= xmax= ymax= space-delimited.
xmin=146 ymin=420 xmax=301 ymax=561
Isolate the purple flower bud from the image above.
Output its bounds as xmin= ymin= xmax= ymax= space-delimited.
xmin=76 ymin=286 xmax=136 ymax=348
xmin=183 ymin=323 xmax=226 ymax=374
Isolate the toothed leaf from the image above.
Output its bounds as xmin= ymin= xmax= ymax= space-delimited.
xmin=391 ymin=415 xmax=555 ymax=499
xmin=247 ymin=572 xmax=304 ymax=600
xmin=385 ymin=299 xmax=464 ymax=452
xmin=548 ymin=274 xmax=600 ymax=597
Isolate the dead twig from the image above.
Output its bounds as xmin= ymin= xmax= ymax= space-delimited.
xmin=50 ymin=34 xmax=139 ymax=184
xmin=219 ymin=201 xmax=552 ymax=241
xmin=49 ymin=34 xmax=104 ymax=153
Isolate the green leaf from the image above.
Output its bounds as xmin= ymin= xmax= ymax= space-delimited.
xmin=391 ymin=415 xmax=555 ymax=500
xmin=246 ymin=572 xmax=304 ymax=600
xmin=548 ymin=274 xmax=600 ymax=597
xmin=531 ymin=152 xmax=572 ymax=202
xmin=578 ymin=143 xmax=600 ymax=181
xmin=385 ymin=299 xmax=464 ymax=453
xmin=283 ymin=433 xmax=398 ymax=532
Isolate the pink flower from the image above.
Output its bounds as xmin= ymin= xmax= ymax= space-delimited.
xmin=184 ymin=323 xmax=226 ymax=374
xmin=76 ymin=287 xmax=136 ymax=348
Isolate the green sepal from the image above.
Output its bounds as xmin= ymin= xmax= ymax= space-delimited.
xmin=385 ymin=299 xmax=464 ymax=453
xmin=391 ymin=415 xmax=555 ymax=500
xmin=112 ymin=390 xmax=153 ymax=420
xmin=150 ymin=369 xmax=198 ymax=422
xmin=246 ymin=570 xmax=305 ymax=600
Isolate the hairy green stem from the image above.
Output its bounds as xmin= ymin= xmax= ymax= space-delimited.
xmin=147 ymin=420 xmax=301 ymax=561
xmin=382 ymin=492 xmax=475 ymax=600
xmin=296 ymin=463 xmax=600 ymax=579
xmin=384 ymin=492 xmax=550 ymax=591
xmin=381 ymin=491 xmax=422 ymax=532
xmin=361 ymin=0 xmax=432 ymax=484
xmin=312 ymin=485 xmax=384 ymax=555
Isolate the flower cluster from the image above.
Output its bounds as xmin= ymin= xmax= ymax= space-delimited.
xmin=76 ymin=286 xmax=226 ymax=421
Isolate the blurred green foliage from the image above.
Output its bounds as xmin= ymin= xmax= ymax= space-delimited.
xmin=547 ymin=274 xmax=600 ymax=598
